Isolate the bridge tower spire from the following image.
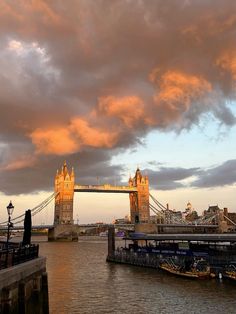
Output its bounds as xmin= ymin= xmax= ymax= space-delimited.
xmin=54 ymin=161 xmax=75 ymax=225
xmin=129 ymin=168 xmax=150 ymax=224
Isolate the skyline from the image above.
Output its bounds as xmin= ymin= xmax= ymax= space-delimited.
xmin=0 ymin=0 xmax=236 ymax=224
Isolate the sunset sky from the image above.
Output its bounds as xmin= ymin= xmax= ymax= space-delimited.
xmin=0 ymin=0 xmax=236 ymax=224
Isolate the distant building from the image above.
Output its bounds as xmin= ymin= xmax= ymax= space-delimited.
xmin=185 ymin=211 xmax=199 ymax=222
xmin=182 ymin=201 xmax=199 ymax=222
xmin=202 ymin=205 xmax=236 ymax=232
xmin=113 ymin=215 xmax=131 ymax=224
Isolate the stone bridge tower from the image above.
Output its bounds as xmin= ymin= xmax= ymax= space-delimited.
xmin=54 ymin=161 xmax=74 ymax=225
xmin=129 ymin=168 xmax=150 ymax=224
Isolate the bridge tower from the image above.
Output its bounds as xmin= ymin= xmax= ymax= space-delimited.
xmin=54 ymin=161 xmax=75 ymax=225
xmin=129 ymin=168 xmax=150 ymax=224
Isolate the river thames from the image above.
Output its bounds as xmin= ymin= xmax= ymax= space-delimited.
xmin=36 ymin=237 xmax=236 ymax=314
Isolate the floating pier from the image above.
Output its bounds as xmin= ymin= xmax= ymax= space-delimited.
xmin=106 ymin=227 xmax=236 ymax=276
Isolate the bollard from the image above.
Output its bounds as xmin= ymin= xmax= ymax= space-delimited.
xmin=108 ymin=227 xmax=115 ymax=259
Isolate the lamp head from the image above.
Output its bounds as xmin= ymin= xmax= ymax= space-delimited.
xmin=7 ymin=201 xmax=14 ymax=216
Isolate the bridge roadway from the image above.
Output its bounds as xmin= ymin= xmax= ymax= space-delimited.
xmin=0 ymin=223 xmax=218 ymax=232
xmin=0 ymin=223 xmax=134 ymax=231
xmin=74 ymin=184 xmax=137 ymax=193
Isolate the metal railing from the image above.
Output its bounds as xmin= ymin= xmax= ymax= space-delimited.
xmin=0 ymin=243 xmax=39 ymax=270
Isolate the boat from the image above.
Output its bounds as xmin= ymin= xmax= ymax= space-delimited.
xmin=99 ymin=231 xmax=108 ymax=237
xmin=116 ymin=231 xmax=125 ymax=238
xmin=223 ymin=263 xmax=236 ymax=281
xmin=159 ymin=257 xmax=213 ymax=279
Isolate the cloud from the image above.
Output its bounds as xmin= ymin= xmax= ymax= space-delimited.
xmin=144 ymin=160 xmax=236 ymax=191
xmin=98 ymin=95 xmax=146 ymax=128
xmin=216 ymin=50 xmax=236 ymax=83
xmin=70 ymin=117 xmax=118 ymax=148
xmin=192 ymin=159 xmax=236 ymax=188
xmin=145 ymin=167 xmax=200 ymax=190
xmin=0 ymin=151 xmax=123 ymax=195
xmin=0 ymin=0 xmax=236 ymax=194
xmin=30 ymin=117 xmax=119 ymax=155
xmin=30 ymin=128 xmax=78 ymax=155
xmin=149 ymin=69 xmax=212 ymax=128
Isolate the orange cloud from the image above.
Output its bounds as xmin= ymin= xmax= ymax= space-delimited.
xmin=30 ymin=117 xmax=119 ymax=155
xmin=216 ymin=51 xmax=236 ymax=82
xmin=98 ymin=95 xmax=146 ymax=127
xmin=150 ymin=69 xmax=212 ymax=124
xmin=30 ymin=128 xmax=78 ymax=155
xmin=70 ymin=117 xmax=118 ymax=148
xmin=22 ymin=0 xmax=62 ymax=26
xmin=3 ymin=156 xmax=36 ymax=171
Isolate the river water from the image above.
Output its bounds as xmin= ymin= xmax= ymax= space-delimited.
xmin=36 ymin=237 xmax=236 ymax=314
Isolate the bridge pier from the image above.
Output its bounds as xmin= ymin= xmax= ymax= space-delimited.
xmin=134 ymin=223 xmax=157 ymax=234
xmin=48 ymin=224 xmax=78 ymax=241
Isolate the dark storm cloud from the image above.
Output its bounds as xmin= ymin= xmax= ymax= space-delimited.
xmin=141 ymin=160 xmax=236 ymax=191
xmin=0 ymin=0 xmax=236 ymax=194
xmin=0 ymin=150 xmax=123 ymax=195
xmin=144 ymin=167 xmax=201 ymax=190
xmin=192 ymin=159 xmax=236 ymax=188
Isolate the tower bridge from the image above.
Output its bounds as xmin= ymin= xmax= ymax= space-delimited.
xmin=2 ymin=161 xmax=230 ymax=241
xmin=54 ymin=161 xmax=149 ymax=227
xmin=49 ymin=161 xmax=150 ymax=240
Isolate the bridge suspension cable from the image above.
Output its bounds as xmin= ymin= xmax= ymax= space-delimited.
xmin=149 ymin=193 xmax=188 ymax=224
xmin=0 ymin=192 xmax=58 ymax=226
xmin=149 ymin=194 xmax=167 ymax=211
xmin=149 ymin=203 xmax=164 ymax=217
xmin=223 ymin=214 xmax=236 ymax=226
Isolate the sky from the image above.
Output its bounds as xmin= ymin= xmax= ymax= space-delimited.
xmin=0 ymin=0 xmax=236 ymax=224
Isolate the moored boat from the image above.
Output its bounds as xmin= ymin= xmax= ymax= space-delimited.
xmin=159 ymin=257 xmax=213 ymax=279
xmin=99 ymin=231 xmax=108 ymax=237
xmin=223 ymin=263 xmax=236 ymax=281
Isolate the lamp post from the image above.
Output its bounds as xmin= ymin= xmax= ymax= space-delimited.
xmin=6 ymin=201 xmax=14 ymax=267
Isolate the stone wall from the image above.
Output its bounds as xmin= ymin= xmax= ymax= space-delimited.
xmin=0 ymin=257 xmax=49 ymax=313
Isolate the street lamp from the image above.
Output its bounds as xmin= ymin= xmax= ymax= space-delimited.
xmin=6 ymin=201 xmax=14 ymax=267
